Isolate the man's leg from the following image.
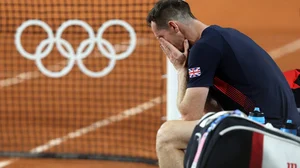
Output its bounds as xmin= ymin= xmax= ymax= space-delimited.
xmin=156 ymin=120 xmax=199 ymax=168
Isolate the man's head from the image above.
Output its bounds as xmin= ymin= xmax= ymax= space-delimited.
xmin=146 ymin=0 xmax=196 ymax=52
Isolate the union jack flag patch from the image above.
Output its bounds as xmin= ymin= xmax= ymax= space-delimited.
xmin=188 ymin=67 xmax=201 ymax=78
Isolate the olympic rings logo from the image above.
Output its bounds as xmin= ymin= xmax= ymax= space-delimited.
xmin=15 ymin=19 xmax=136 ymax=78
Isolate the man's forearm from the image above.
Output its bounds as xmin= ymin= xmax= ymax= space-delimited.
xmin=176 ymin=68 xmax=188 ymax=115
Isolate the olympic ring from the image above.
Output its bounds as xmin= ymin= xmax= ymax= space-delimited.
xmin=15 ymin=19 xmax=136 ymax=78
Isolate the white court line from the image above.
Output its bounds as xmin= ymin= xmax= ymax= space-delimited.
xmin=0 ymin=160 xmax=14 ymax=168
xmin=0 ymin=37 xmax=151 ymax=88
xmin=268 ymin=38 xmax=300 ymax=59
xmin=0 ymin=95 xmax=165 ymax=167
xmin=161 ymin=74 xmax=167 ymax=79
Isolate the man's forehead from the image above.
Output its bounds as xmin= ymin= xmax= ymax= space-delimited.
xmin=151 ymin=21 xmax=166 ymax=39
xmin=150 ymin=21 xmax=159 ymax=39
xmin=150 ymin=21 xmax=157 ymax=30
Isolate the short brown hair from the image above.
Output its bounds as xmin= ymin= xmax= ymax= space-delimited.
xmin=146 ymin=0 xmax=196 ymax=29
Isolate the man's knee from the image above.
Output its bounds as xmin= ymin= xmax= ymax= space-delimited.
xmin=156 ymin=120 xmax=198 ymax=152
xmin=156 ymin=121 xmax=178 ymax=150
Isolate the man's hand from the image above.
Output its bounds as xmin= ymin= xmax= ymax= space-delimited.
xmin=159 ymin=38 xmax=189 ymax=71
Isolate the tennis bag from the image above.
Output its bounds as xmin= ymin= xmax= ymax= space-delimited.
xmin=184 ymin=110 xmax=300 ymax=168
xmin=284 ymin=69 xmax=300 ymax=108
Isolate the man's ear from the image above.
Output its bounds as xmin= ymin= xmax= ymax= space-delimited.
xmin=168 ymin=21 xmax=180 ymax=33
